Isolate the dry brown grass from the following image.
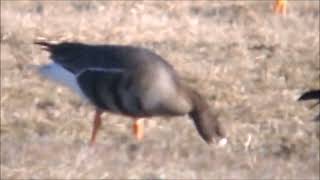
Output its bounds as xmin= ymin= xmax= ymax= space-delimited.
xmin=1 ymin=1 xmax=319 ymax=179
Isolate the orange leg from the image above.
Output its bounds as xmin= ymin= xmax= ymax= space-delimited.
xmin=132 ymin=118 xmax=144 ymax=140
xmin=89 ymin=109 xmax=103 ymax=146
xmin=273 ymin=0 xmax=287 ymax=15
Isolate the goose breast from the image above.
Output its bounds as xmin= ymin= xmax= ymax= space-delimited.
xmin=123 ymin=64 xmax=192 ymax=116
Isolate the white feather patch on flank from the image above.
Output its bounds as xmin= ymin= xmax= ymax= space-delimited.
xmin=37 ymin=62 xmax=85 ymax=98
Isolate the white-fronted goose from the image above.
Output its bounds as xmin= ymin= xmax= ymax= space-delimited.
xmin=298 ymin=89 xmax=320 ymax=121
xmin=34 ymin=41 xmax=225 ymax=144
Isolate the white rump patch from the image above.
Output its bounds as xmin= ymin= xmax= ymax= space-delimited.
xmin=37 ymin=63 xmax=85 ymax=98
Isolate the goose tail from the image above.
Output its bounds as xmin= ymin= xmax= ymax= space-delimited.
xmin=34 ymin=40 xmax=57 ymax=51
xmin=298 ymin=90 xmax=320 ymax=101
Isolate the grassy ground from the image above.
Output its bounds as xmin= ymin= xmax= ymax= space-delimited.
xmin=1 ymin=1 xmax=319 ymax=179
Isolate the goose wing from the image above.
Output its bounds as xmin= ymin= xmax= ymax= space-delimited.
xmin=34 ymin=40 xmax=178 ymax=76
xmin=76 ymin=68 xmax=146 ymax=116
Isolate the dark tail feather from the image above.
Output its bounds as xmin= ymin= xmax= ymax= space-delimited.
xmin=299 ymin=90 xmax=320 ymax=122
xmin=298 ymin=90 xmax=320 ymax=101
xmin=34 ymin=41 xmax=56 ymax=51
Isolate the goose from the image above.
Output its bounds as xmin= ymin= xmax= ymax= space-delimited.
xmin=298 ymin=89 xmax=320 ymax=121
xmin=34 ymin=41 xmax=225 ymax=145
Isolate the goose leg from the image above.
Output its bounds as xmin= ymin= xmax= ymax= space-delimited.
xmin=133 ymin=118 xmax=144 ymax=140
xmin=90 ymin=109 xmax=103 ymax=146
xmin=273 ymin=0 xmax=287 ymax=15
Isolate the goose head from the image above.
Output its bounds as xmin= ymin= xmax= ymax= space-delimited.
xmin=187 ymin=88 xmax=225 ymax=144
